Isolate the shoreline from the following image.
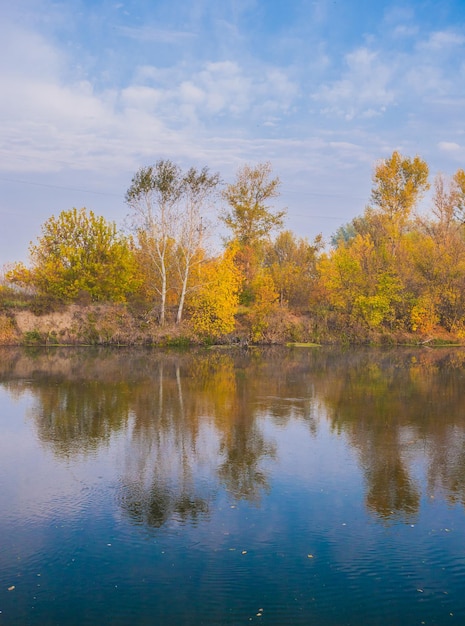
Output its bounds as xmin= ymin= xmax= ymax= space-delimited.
xmin=1 ymin=303 xmax=464 ymax=348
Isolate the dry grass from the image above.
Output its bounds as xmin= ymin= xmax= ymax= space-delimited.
xmin=0 ymin=315 xmax=18 ymax=345
xmin=11 ymin=304 xmax=194 ymax=346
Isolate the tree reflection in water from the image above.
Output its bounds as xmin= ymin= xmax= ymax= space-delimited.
xmin=318 ymin=349 xmax=465 ymax=522
xmin=3 ymin=347 xmax=465 ymax=526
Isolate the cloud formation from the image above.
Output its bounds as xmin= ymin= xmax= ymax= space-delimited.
xmin=1 ymin=0 xmax=465 ymax=264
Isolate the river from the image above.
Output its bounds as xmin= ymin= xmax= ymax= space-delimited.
xmin=1 ymin=346 xmax=465 ymax=625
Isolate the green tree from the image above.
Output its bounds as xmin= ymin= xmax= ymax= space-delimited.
xmin=318 ymin=233 xmax=404 ymax=332
xmin=7 ymin=208 xmax=136 ymax=302
xmin=221 ymin=162 xmax=285 ymax=246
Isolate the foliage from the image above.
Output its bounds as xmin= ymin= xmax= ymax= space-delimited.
xmin=7 ymin=208 xmax=137 ymax=303
xmin=221 ymin=162 xmax=285 ymax=247
xmin=247 ymin=270 xmax=280 ymax=342
xmin=370 ymin=151 xmax=429 ymax=254
xmin=264 ymin=231 xmax=322 ymax=310
xmin=187 ymin=246 xmax=241 ymax=340
xmin=126 ymin=160 xmax=220 ymax=325
xmin=6 ymin=153 xmax=465 ymax=344
xmin=0 ymin=314 xmax=17 ymax=344
xmin=221 ymin=162 xmax=285 ymax=300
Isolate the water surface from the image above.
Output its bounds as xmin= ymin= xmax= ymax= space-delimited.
xmin=1 ymin=347 xmax=465 ymax=625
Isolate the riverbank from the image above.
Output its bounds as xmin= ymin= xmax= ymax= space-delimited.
xmin=0 ymin=303 xmax=463 ymax=347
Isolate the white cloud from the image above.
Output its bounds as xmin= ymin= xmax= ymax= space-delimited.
xmin=0 ymin=11 xmax=301 ymax=179
xmin=1 ymin=21 xmax=62 ymax=81
xmin=438 ymin=141 xmax=461 ymax=152
xmin=392 ymin=24 xmax=419 ymax=38
xmin=2 ymin=0 xmax=465 ymax=267
xmin=120 ymin=85 xmax=164 ymax=111
xmin=421 ymin=30 xmax=465 ymax=51
xmin=314 ymin=47 xmax=395 ymax=119
xmin=116 ymin=25 xmax=195 ymax=44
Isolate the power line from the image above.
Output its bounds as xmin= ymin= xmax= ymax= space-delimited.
xmin=0 ymin=176 xmax=361 ymax=222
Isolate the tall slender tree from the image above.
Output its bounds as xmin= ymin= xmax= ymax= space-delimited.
xmin=175 ymin=166 xmax=220 ymax=324
xmin=126 ymin=161 xmax=220 ymax=325
xmin=126 ymin=160 xmax=183 ymax=325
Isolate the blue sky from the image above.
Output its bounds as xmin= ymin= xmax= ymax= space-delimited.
xmin=1 ymin=0 xmax=465 ymax=266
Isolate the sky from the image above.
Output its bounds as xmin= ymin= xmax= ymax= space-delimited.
xmin=1 ymin=0 xmax=465 ymax=266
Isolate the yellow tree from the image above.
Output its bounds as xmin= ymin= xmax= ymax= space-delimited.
xmin=370 ymin=151 xmax=429 ymax=256
xmin=410 ymin=171 xmax=465 ymax=332
xmin=319 ymin=233 xmax=403 ymax=331
xmin=221 ymin=162 xmax=285 ymax=301
xmin=187 ymin=246 xmax=242 ymax=340
xmin=452 ymin=168 xmax=465 ymax=220
xmin=7 ymin=208 xmax=137 ymax=302
xmin=248 ymin=269 xmax=280 ymax=342
xmin=264 ymin=230 xmax=322 ymax=310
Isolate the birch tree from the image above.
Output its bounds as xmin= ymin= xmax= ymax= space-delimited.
xmin=126 ymin=161 xmax=220 ymax=325
xmin=175 ymin=167 xmax=220 ymax=324
xmin=126 ymin=160 xmax=183 ymax=325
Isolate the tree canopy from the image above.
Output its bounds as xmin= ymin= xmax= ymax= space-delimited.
xmin=126 ymin=159 xmax=220 ymax=324
xmin=221 ymin=162 xmax=285 ymax=247
xmin=7 ymin=208 xmax=136 ymax=303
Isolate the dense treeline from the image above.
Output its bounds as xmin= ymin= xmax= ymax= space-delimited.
xmin=2 ymin=152 xmax=465 ymax=345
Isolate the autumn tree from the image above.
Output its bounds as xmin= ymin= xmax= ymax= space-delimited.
xmin=410 ymin=171 xmax=465 ymax=332
xmin=126 ymin=160 xmax=183 ymax=325
xmin=187 ymin=245 xmax=241 ymax=340
xmin=7 ymin=208 xmax=136 ymax=303
xmin=318 ymin=233 xmax=403 ymax=332
xmin=126 ymin=160 xmax=220 ymax=325
xmin=175 ymin=166 xmax=220 ymax=324
xmin=452 ymin=169 xmax=465 ymax=221
xmin=370 ymin=151 xmax=429 ymax=255
xmin=221 ymin=162 xmax=286 ymax=299
xmin=264 ymin=230 xmax=322 ymax=310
